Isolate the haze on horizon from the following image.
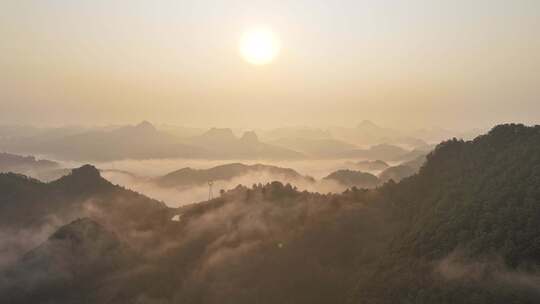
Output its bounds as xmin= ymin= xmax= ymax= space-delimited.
xmin=1 ymin=0 xmax=540 ymax=130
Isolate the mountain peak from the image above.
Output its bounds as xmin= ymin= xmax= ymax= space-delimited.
xmin=201 ymin=128 xmax=237 ymax=140
xmin=70 ymin=164 xmax=101 ymax=179
xmin=357 ymin=120 xmax=379 ymax=129
xmin=54 ymin=164 xmax=108 ymax=191
xmin=135 ymin=120 xmax=157 ymax=132
xmin=240 ymin=131 xmax=259 ymax=144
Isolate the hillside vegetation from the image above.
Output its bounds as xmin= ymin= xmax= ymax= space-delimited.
xmin=1 ymin=124 xmax=540 ymax=303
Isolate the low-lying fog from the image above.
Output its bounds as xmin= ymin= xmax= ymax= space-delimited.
xmin=61 ymin=158 xmax=393 ymax=207
xmin=94 ymin=158 xmax=393 ymax=179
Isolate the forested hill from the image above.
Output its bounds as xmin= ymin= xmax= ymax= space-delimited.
xmin=3 ymin=124 xmax=540 ymax=304
xmin=353 ymin=124 xmax=540 ymax=303
xmin=384 ymin=123 xmax=540 ymax=262
xmin=155 ymin=163 xmax=313 ymax=188
xmin=0 ymin=165 xmax=169 ymax=232
xmin=0 ymin=164 xmax=171 ymax=276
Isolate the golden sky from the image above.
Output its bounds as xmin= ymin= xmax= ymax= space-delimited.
xmin=1 ymin=0 xmax=539 ymax=130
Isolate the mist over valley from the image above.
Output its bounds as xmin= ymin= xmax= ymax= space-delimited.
xmin=2 ymin=1 xmax=540 ymax=302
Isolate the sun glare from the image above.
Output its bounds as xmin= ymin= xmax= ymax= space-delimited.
xmin=239 ymin=27 xmax=280 ymax=65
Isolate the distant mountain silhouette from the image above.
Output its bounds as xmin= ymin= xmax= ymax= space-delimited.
xmin=3 ymin=121 xmax=207 ymax=161
xmin=4 ymin=124 xmax=540 ymax=304
xmin=378 ymin=155 xmax=426 ymax=183
xmin=268 ymin=137 xmax=357 ymax=158
xmin=258 ymin=126 xmax=421 ymax=159
xmin=0 ymin=122 xmax=480 ymax=162
xmin=396 ymin=145 xmax=432 ymax=162
xmin=338 ymin=143 xmax=410 ymax=161
xmin=353 ymin=159 xmax=389 ymax=171
xmin=324 ymin=169 xmax=379 ymax=189
xmin=185 ymin=128 xmax=304 ymax=159
xmin=190 ymin=128 xmax=237 ymax=146
xmin=4 ymin=123 xmax=305 ymax=161
xmin=155 ymin=163 xmax=314 ymax=188
xmin=0 ymin=152 xmax=67 ymax=181
xmin=0 ymin=122 xmax=450 ymax=161
xmin=239 ymin=131 xmax=260 ymax=145
xmin=329 ymin=120 xmax=427 ymax=147
xmin=378 ymin=164 xmax=416 ymax=183
xmin=0 ymin=152 xmax=58 ymax=172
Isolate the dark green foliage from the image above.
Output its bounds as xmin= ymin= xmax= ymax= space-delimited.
xmin=3 ymin=124 xmax=540 ymax=303
xmin=355 ymin=124 xmax=540 ymax=303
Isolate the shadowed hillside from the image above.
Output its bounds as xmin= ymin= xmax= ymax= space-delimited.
xmin=2 ymin=124 xmax=540 ymax=303
xmin=185 ymin=128 xmax=304 ymax=160
xmin=155 ymin=163 xmax=314 ymax=188
xmin=0 ymin=164 xmax=172 ymax=270
xmin=0 ymin=218 xmax=138 ymax=304
xmin=324 ymin=169 xmax=380 ymax=189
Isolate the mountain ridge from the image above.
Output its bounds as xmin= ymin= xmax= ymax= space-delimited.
xmin=2 ymin=124 xmax=540 ymax=303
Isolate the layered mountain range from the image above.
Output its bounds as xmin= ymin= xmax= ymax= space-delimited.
xmin=1 ymin=124 xmax=537 ymax=303
xmin=0 ymin=120 xmax=460 ymax=161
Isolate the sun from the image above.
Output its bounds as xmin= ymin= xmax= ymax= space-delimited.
xmin=239 ymin=27 xmax=281 ymax=65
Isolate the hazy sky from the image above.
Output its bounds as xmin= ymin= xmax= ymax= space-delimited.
xmin=1 ymin=0 xmax=539 ymax=130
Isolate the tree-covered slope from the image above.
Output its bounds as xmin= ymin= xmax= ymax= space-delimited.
xmin=3 ymin=124 xmax=540 ymax=304
xmin=351 ymin=124 xmax=540 ymax=303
